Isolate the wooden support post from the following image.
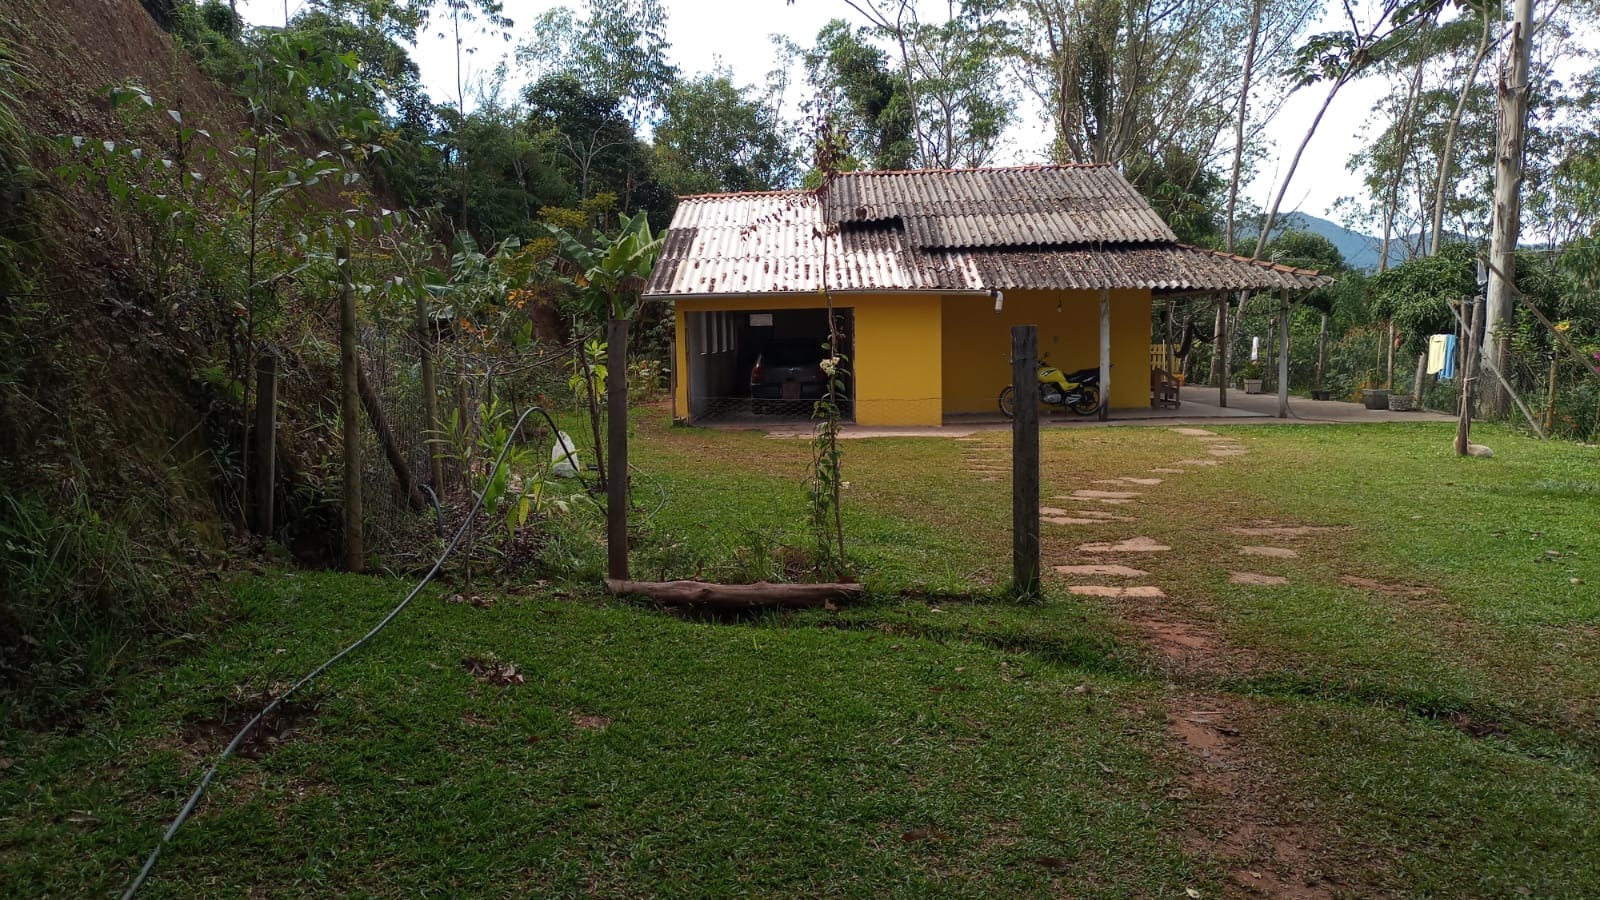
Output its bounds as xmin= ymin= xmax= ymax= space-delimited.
xmin=607 ymin=317 xmax=629 ymax=581
xmin=1011 ymin=325 xmax=1040 ymax=597
xmin=1277 ymin=292 xmax=1291 ymax=419
xmin=416 ymin=293 xmax=444 ymax=493
xmin=338 ymin=246 xmax=364 ymax=571
xmin=1412 ymin=352 xmax=1428 ymax=404
xmin=1218 ymin=293 xmax=1230 ymax=409
xmin=252 ymin=352 xmax=277 ymax=535
xmin=1314 ymin=312 xmax=1328 ymax=395
xmin=1544 ymin=354 xmax=1558 ymax=434
xmin=1456 ymin=293 xmax=1483 ymax=456
xmin=1098 ymin=289 xmax=1111 ymax=421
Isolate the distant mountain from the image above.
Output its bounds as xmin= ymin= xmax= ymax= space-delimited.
xmin=1266 ymin=212 xmax=1406 ymax=272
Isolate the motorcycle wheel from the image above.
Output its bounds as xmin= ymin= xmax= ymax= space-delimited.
xmin=1070 ymin=386 xmax=1101 ymax=416
xmin=998 ymin=385 xmax=1016 ymax=419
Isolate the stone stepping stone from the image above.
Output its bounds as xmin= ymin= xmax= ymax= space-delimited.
xmin=1040 ymin=506 xmax=1073 ymax=516
xmin=1079 ymin=536 xmax=1171 ymax=553
xmin=1196 ymin=434 xmax=1234 ymax=442
xmin=1119 ymin=477 xmax=1163 ymax=486
xmin=1045 ymin=516 xmax=1116 ymax=525
xmin=1052 ymin=508 xmax=1120 ymax=519
xmin=1171 ymin=427 xmax=1218 ymax=436
xmin=1230 ymin=572 xmax=1289 ymax=586
xmin=1072 ymin=489 xmax=1141 ymax=499
xmin=1228 ymin=525 xmax=1329 ymax=537
xmin=1174 ymin=459 xmax=1221 ymax=467
xmin=1239 ymin=546 xmax=1298 ymax=558
xmin=1151 ymin=468 xmax=1186 ymax=474
xmin=1208 ymin=448 xmax=1247 ymax=457
xmin=1069 ymin=585 xmax=1167 ymax=598
xmin=1055 ymin=564 xmax=1149 ymax=577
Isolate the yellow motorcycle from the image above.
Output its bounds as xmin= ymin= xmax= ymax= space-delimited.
xmin=999 ymin=361 xmax=1102 ymax=418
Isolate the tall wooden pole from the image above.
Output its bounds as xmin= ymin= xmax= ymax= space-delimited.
xmin=416 ymin=292 xmax=444 ymax=493
xmin=1218 ymin=294 xmax=1230 ymax=408
xmin=1456 ymin=294 xmax=1484 ymax=456
xmin=1276 ymin=292 xmax=1291 ymax=418
xmin=338 ymin=246 xmax=364 ymax=571
xmin=607 ymin=318 xmax=630 ymax=581
xmin=1314 ymin=312 xmax=1328 ymax=396
xmin=1098 ymin=289 xmax=1111 ymax=421
xmin=1544 ymin=355 xmax=1558 ymax=434
xmin=252 ymin=352 xmax=277 ymax=535
xmin=1011 ymin=325 xmax=1040 ymax=597
xmin=1483 ymin=0 xmax=1533 ymax=418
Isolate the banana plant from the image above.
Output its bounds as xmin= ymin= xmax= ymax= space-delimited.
xmin=544 ymin=211 xmax=663 ymax=320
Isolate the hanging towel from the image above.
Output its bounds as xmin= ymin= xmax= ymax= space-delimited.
xmin=1440 ymin=334 xmax=1458 ymax=380
xmin=1426 ymin=334 xmax=1449 ymax=375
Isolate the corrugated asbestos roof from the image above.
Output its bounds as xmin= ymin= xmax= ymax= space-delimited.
xmin=644 ymin=168 xmax=1332 ymax=297
xmin=823 ymin=165 xmax=1177 ymax=247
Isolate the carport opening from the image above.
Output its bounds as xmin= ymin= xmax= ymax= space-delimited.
xmin=685 ymin=308 xmax=854 ymax=424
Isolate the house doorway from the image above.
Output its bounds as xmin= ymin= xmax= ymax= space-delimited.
xmin=684 ymin=308 xmax=853 ymax=423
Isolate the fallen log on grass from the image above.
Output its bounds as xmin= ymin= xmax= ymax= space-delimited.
xmin=604 ymin=579 xmax=863 ymax=609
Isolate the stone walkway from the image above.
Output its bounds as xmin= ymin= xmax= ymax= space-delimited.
xmin=1045 ymin=426 xmax=1317 ymax=641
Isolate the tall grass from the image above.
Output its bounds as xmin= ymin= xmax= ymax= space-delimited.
xmin=0 ymin=491 xmax=187 ymax=726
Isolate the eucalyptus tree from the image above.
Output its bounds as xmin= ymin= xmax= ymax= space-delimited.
xmin=1011 ymin=0 xmax=1244 ymax=168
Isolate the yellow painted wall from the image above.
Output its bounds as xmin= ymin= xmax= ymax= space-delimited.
xmin=672 ymin=293 xmax=943 ymax=426
xmin=853 ymin=295 xmax=941 ymax=425
xmin=940 ymin=289 xmax=1152 ymax=413
xmin=671 ymin=288 xmax=1152 ymax=425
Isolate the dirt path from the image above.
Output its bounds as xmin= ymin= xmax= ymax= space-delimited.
xmin=1045 ymin=427 xmax=1350 ymax=895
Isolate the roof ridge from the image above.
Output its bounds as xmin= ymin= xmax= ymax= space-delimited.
xmin=677 ymin=188 xmax=815 ymax=201
xmin=839 ymin=163 xmax=1112 ymax=176
xmin=1173 ymin=243 xmax=1325 ymax=277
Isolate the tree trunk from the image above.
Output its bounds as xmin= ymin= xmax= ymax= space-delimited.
xmin=1430 ymin=12 xmax=1493 ymax=256
xmin=356 ymin=363 xmax=425 ymax=511
xmin=338 ymin=246 xmax=364 ymax=572
xmin=1223 ymin=0 xmax=1265 ymax=254
xmin=1483 ymin=0 xmax=1533 ymax=418
xmin=605 ymin=579 xmax=863 ymax=609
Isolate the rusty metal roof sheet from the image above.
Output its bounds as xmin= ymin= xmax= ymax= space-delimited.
xmin=644 ymin=178 xmax=1331 ymax=297
xmin=824 ymin=165 xmax=1177 ymax=247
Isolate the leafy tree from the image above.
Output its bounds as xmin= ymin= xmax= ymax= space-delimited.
xmin=516 ymin=0 xmax=677 ymax=129
xmin=797 ymin=20 xmax=914 ymax=171
xmin=523 ymin=73 xmax=672 ymax=224
xmin=653 ymin=71 xmax=801 ymax=195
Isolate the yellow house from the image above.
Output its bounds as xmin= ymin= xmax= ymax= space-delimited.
xmin=644 ymin=166 xmax=1328 ymax=427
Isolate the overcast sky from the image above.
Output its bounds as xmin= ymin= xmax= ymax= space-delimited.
xmin=239 ymin=0 xmax=1399 ymax=226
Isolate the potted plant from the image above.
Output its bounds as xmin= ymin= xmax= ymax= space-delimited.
xmin=1240 ymin=360 xmax=1264 ymax=394
xmin=1359 ymin=372 xmax=1389 ymax=410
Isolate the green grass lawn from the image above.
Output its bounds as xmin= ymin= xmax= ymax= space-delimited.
xmin=3 ymin=412 xmax=1598 ymax=897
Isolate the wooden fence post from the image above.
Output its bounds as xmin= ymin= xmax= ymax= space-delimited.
xmin=338 ymin=245 xmax=364 ymax=572
xmin=1011 ymin=325 xmax=1040 ymax=597
xmin=416 ymin=292 xmax=444 ymax=493
xmin=607 ymin=318 xmax=630 ymax=581
xmin=252 ymin=351 xmax=277 ymax=535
